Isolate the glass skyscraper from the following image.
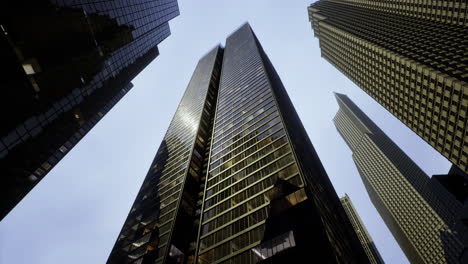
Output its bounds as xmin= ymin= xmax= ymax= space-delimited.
xmin=0 ymin=0 xmax=179 ymax=220
xmin=340 ymin=194 xmax=384 ymax=264
xmin=308 ymin=0 xmax=468 ymax=174
xmin=107 ymin=23 xmax=369 ymax=264
xmin=334 ymin=93 xmax=467 ymax=263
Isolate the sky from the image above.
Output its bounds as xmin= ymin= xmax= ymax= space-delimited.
xmin=0 ymin=1 xmax=452 ymax=263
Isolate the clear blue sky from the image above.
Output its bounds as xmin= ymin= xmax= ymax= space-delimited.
xmin=0 ymin=1 xmax=451 ymax=263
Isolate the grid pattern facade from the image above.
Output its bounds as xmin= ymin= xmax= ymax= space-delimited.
xmin=308 ymin=0 xmax=468 ymax=174
xmin=0 ymin=0 xmax=179 ymax=220
xmin=319 ymin=0 xmax=467 ymax=26
xmin=107 ymin=47 xmax=223 ymax=264
xmin=195 ymin=24 xmax=306 ymax=264
xmin=340 ymin=194 xmax=384 ymax=264
xmin=193 ymin=24 xmax=370 ymax=264
xmin=334 ymin=93 xmax=464 ymax=263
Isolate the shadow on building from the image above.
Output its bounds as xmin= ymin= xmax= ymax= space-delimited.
xmin=432 ymin=165 xmax=468 ymax=263
xmin=254 ymin=178 xmax=360 ymax=263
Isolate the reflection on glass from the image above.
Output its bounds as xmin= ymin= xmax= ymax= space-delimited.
xmin=252 ymin=231 xmax=296 ymax=260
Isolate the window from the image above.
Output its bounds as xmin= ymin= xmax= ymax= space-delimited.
xmin=252 ymin=231 xmax=296 ymax=260
xmin=22 ymin=64 xmax=35 ymax=75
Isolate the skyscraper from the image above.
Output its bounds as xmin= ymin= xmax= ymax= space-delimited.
xmin=107 ymin=23 xmax=369 ymax=264
xmin=308 ymin=0 xmax=468 ymax=174
xmin=333 ymin=93 xmax=467 ymax=263
xmin=340 ymin=194 xmax=384 ymax=264
xmin=430 ymin=165 xmax=468 ymax=247
xmin=0 ymin=0 xmax=179 ymax=220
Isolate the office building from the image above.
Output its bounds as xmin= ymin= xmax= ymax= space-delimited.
xmin=430 ymin=165 xmax=468 ymax=247
xmin=107 ymin=24 xmax=369 ymax=264
xmin=0 ymin=0 xmax=179 ymax=220
xmin=308 ymin=0 xmax=468 ymax=173
xmin=340 ymin=194 xmax=384 ymax=264
xmin=334 ymin=93 xmax=466 ymax=263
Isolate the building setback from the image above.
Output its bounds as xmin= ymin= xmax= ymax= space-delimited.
xmin=333 ymin=93 xmax=467 ymax=263
xmin=107 ymin=23 xmax=369 ymax=264
xmin=308 ymin=0 xmax=468 ymax=174
xmin=0 ymin=0 xmax=179 ymax=220
xmin=340 ymin=194 xmax=384 ymax=264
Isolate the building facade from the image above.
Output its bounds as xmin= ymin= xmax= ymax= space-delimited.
xmin=0 ymin=0 xmax=179 ymax=220
xmin=107 ymin=45 xmax=224 ymax=264
xmin=308 ymin=0 xmax=468 ymax=174
xmin=340 ymin=194 xmax=384 ymax=264
xmin=107 ymin=24 xmax=369 ymax=264
xmin=430 ymin=165 xmax=468 ymax=248
xmin=334 ymin=93 xmax=466 ymax=263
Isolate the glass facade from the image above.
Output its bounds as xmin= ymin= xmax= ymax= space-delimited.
xmin=334 ymin=93 xmax=466 ymax=263
xmin=109 ymin=23 xmax=370 ymax=264
xmin=107 ymin=46 xmax=223 ymax=264
xmin=0 ymin=0 xmax=179 ymax=220
xmin=196 ymin=24 xmax=305 ymax=264
xmin=308 ymin=0 xmax=468 ymax=174
xmin=340 ymin=194 xmax=384 ymax=264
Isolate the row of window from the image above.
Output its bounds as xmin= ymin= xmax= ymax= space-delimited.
xmin=210 ymin=129 xmax=286 ymax=172
xmin=198 ymin=225 xmax=266 ymax=263
xmin=214 ymin=84 xmax=271 ymax=134
xmin=204 ymin=154 xmax=296 ymax=221
xmin=213 ymin=96 xmax=274 ymax=145
xmin=212 ymin=103 xmax=277 ymax=150
xmin=217 ymin=69 xmax=265 ymax=111
xmin=210 ymin=133 xmax=287 ymax=182
xmin=217 ymin=61 xmax=264 ymax=106
xmin=205 ymin=155 xmax=298 ymax=208
xmin=208 ymin=139 xmax=289 ymax=189
xmin=210 ymin=116 xmax=281 ymax=158
xmin=200 ymin=206 xmax=267 ymax=250
xmin=207 ymin=130 xmax=290 ymax=195
xmin=209 ymin=128 xmax=286 ymax=184
xmin=331 ymin=0 xmax=467 ymax=26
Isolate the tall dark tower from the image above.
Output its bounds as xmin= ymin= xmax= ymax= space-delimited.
xmin=107 ymin=24 xmax=369 ymax=264
xmin=308 ymin=0 xmax=468 ymax=174
xmin=334 ymin=93 xmax=467 ymax=263
xmin=0 ymin=0 xmax=179 ymax=220
xmin=106 ymin=45 xmax=224 ymax=264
